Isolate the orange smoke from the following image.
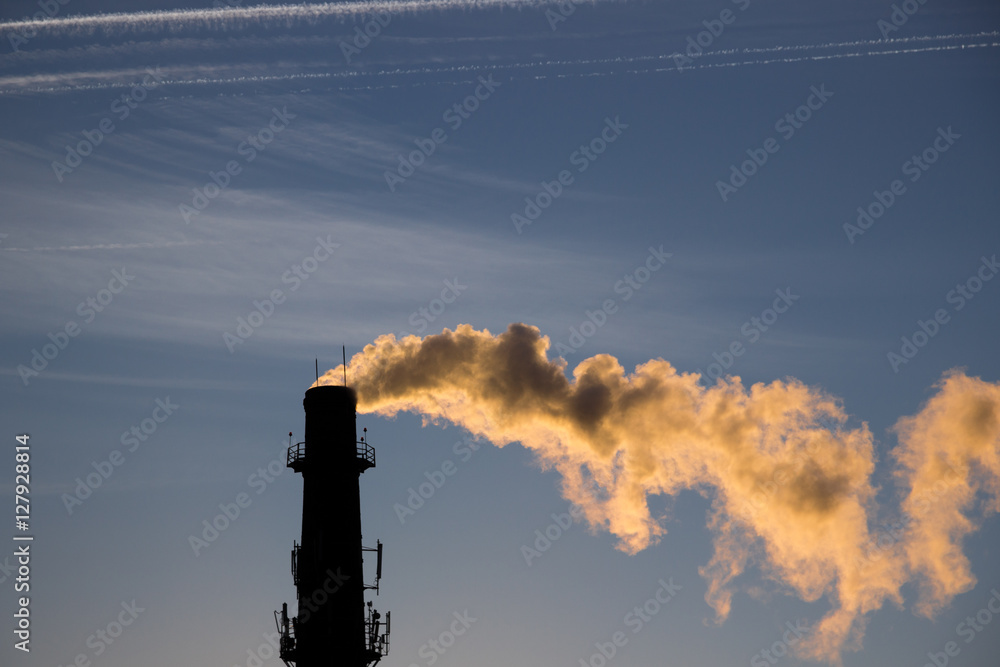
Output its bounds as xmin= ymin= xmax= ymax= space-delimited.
xmin=315 ymin=324 xmax=1000 ymax=664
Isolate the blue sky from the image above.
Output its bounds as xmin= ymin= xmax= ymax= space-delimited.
xmin=1 ymin=1 xmax=999 ymax=666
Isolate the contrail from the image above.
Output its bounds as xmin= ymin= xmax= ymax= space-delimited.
xmin=1 ymin=32 xmax=994 ymax=96
xmin=317 ymin=324 xmax=1000 ymax=664
xmin=625 ymin=38 xmax=999 ymax=77
xmin=1 ymin=240 xmax=219 ymax=252
xmin=0 ymin=0 xmax=560 ymax=39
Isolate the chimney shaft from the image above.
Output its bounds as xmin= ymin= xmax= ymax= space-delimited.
xmin=277 ymin=385 xmax=388 ymax=667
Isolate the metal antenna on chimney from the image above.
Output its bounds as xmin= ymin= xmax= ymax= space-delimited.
xmin=315 ymin=358 xmax=319 ymax=384
xmin=343 ymin=345 xmax=348 ymax=386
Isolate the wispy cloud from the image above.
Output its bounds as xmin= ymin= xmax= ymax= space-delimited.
xmin=2 ymin=240 xmax=221 ymax=252
xmin=0 ymin=366 xmax=269 ymax=390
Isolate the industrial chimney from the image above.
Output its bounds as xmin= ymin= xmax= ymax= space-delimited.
xmin=275 ymin=384 xmax=390 ymax=667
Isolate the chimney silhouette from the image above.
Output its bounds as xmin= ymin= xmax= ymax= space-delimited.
xmin=276 ymin=385 xmax=389 ymax=667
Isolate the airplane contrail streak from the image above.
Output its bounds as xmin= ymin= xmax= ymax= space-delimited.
xmin=1 ymin=32 xmax=993 ymax=96
xmin=0 ymin=0 xmax=559 ymax=39
xmin=1 ymin=240 xmax=219 ymax=252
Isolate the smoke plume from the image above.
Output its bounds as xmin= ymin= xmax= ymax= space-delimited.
xmin=315 ymin=323 xmax=1000 ymax=663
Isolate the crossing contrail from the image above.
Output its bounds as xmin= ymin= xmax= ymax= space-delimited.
xmin=1 ymin=31 xmax=994 ymax=96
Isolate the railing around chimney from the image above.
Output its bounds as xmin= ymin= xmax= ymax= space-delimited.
xmin=287 ymin=440 xmax=376 ymax=471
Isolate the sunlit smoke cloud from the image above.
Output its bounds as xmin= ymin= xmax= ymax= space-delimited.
xmin=892 ymin=370 xmax=1000 ymax=617
xmin=316 ymin=323 xmax=1000 ymax=663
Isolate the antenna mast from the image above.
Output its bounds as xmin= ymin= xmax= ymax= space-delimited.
xmin=343 ymin=345 xmax=347 ymax=386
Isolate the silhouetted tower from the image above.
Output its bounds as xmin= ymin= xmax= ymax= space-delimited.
xmin=275 ymin=385 xmax=390 ymax=667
